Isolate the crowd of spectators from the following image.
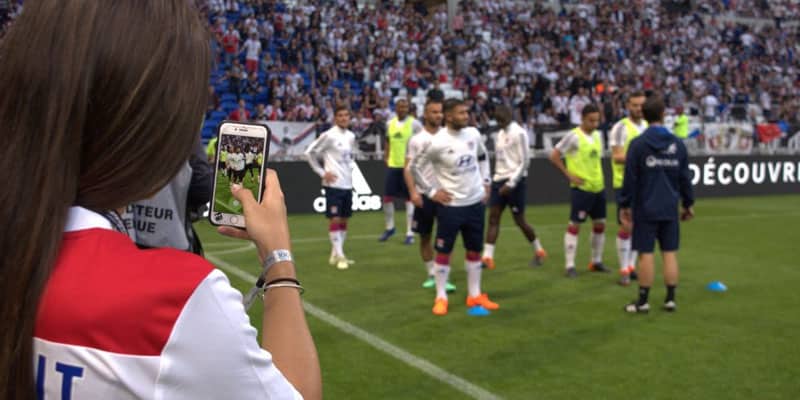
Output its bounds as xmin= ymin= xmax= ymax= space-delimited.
xmin=3 ymin=0 xmax=798 ymax=140
xmin=199 ymin=0 xmax=799 ymax=141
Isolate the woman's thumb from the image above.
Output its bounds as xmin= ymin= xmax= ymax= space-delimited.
xmin=230 ymin=184 xmax=257 ymax=212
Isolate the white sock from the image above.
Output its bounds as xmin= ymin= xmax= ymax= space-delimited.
xmin=425 ymin=260 xmax=435 ymax=276
xmin=532 ymin=239 xmax=543 ymax=252
xmin=616 ymin=235 xmax=630 ymax=272
xmin=629 ymin=250 xmax=638 ymax=269
xmin=339 ymin=230 xmax=347 ymax=256
xmin=405 ymin=201 xmax=414 ymax=236
xmin=564 ymin=231 xmax=578 ymax=269
xmin=330 ymin=230 xmax=343 ymax=257
xmin=465 ymin=259 xmax=482 ymax=297
xmin=434 ymin=263 xmax=451 ymax=300
xmin=591 ymin=231 xmax=605 ymax=264
xmin=384 ymin=202 xmax=395 ymax=230
xmin=482 ymin=243 xmax=495 ymax=259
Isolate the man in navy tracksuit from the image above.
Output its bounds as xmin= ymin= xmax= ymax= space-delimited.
xmin=618 ymin=96 xmax=695 ymax=313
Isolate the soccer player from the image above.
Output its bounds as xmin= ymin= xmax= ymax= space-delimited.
xmin=548 ymin=104 xmax=609 ymax=278
xmin=228 ymin=146 xmax=246 ymax=184
xmin=481 ymin=105 xmax=547 ymax=270
xmin=245 ymin=146 xmax=256 ymax=182
xmin=206 ymin=135 xmax=218 ymax=163
xmin=619 ymin=95 xmax=694 ymax=313
xmin=379 ymin=98 xmax=422 ymax=244
xmin=411 ymin=99 xmax=498 ymax=316
xmin=609 ymin=91 xmax=648 ymax=285
xmin=304 ymin=105 xmax=357 ymax=270
xmin=223 ymin=144 xmax=233 ymax=178
xmin=404 ymin=98 xmax=455 ymax=293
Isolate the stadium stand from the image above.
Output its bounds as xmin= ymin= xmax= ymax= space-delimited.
xmin=3 ymin=0 xmax=797 ymax=154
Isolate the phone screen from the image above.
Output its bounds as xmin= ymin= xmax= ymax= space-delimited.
xmin=210 ymin=121 xmax=270 ymax=228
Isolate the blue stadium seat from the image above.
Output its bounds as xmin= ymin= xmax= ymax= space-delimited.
xmin=211 ymin=110 xmax=227 ymax=120
xmin=220 ymin=93 xmax=237 ymax=102
xmin=221 ymin=101 xmax=238 ymax=112
xmin=202 ymin=127 xmax=216 ymax=140
xmin=255 ymin=92 xmax=269 ymax=104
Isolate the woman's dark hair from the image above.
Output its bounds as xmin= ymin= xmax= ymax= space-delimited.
xmin=0 ymin=1 xmax=210 ymax=397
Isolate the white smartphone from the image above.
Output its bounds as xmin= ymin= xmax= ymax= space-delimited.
xmin=209 ymin=120 xmax=271 ymax=228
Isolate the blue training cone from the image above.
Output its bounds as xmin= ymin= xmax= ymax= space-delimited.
xmin=706 ymin=281 xmax=728 ymax=292
xmin=467 ymin=305 xmax=490 ymax=316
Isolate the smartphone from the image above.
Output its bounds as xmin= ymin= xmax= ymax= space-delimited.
xmin=209 ymin=120 xmax=271 ymax=228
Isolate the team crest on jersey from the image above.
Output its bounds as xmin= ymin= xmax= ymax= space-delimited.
xmin=664 ymin=143 xmax=677 ymax=154
xmin=468 ymin=141 xmax=475 ymax=149
xmin=393 ymin=132 xmax=403 ymax=139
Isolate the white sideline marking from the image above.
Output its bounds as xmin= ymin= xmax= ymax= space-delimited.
xmin=208 ymin=243 xmax=256 ymax=256
xmin=203 ymin=241 xmax=243 ymax=248
xmin=205 ymin=254 xmax=504 ymax=400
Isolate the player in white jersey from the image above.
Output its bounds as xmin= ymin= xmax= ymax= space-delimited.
xmin=245 ymin=147 xmax=257 ymax=182
xmin=609 ymin=91 xmax=647 ymax=285
xmin=403 ymin=98 xmax=455 ymax=293
xmin=410 ymin=99 xmax=499 ymax=316
xmin=304 ymin=105 xmax=358 ymax=270
xmin=228 ymin=147 xmax=246 ymax=184
xmin=481 ymin=105 xmax=548 ymax=270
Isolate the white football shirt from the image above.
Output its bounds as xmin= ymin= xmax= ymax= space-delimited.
xmin=304 ymin=125 xmax=356 ymax=190
xmin=492 ymin=122 xmax=530 ymax=187
xmin=410 ymin=126 xmax=490 ymax=207
xmin=405 ymin=127 xmax=439 ymax=193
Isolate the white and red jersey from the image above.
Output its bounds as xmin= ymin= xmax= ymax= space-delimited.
xmin=303 ymin=126 xmax=356 ymax=190
xmin=410 ymin=126 xmax=491 ymax=207
xmin=34 ymin=207 xmax=301 ymax=399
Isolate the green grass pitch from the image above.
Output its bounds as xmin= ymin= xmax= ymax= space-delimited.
xmin=212 ymin=168 xmax=261 ymax=215
xmin=196 ymin=194 xmax=800 ymax=400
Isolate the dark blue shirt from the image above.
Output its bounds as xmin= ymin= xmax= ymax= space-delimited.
xmin=619 ymin=126 xmax=695 ymax=221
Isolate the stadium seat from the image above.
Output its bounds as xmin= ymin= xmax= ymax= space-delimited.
xmin=201 ymin=127 xmax=216 ymax=140
xmin=221 ymin=93 xmax=238 ymax=103
xmin=211 ymin=110 xmax=227 ymax=121
xmin=221 ymin=101 xmax=238 ymax=113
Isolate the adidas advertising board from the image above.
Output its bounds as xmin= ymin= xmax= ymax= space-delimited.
xmin=312 ymin=163 xmax=382 ymax=213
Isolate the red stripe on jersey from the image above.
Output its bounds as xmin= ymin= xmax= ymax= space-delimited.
xmin=35 ymin=229 xmax=214 ymax=356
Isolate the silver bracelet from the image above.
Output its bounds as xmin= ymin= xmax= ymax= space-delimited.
xmin=263 ymin=249 xmax=293 ymax=273
xmin=262 ymin=282 xmax=305 ymax=295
